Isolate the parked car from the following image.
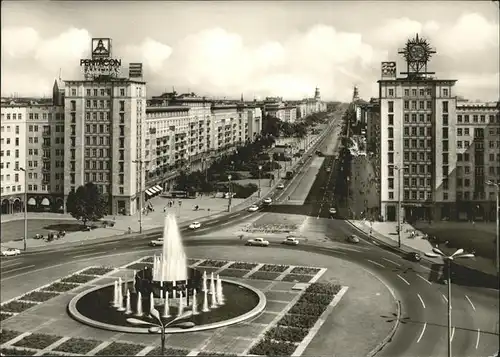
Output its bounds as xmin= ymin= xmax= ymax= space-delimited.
xmin=245 ymin=238 xmax=270 ymax=247
xmin=277 ymin=183 xmax=285 ymax=189
xmin=263 ymin=198 xmax=273 ymax=205
xmin=189 ymin=222 xmax=201 ymax=230
xmin=1 ymin=248 xmax=21 ymax=257
xmin=345 ymin=235 xmax=360 ymax=244
xmin=326 ymin=168 xmax=331 ymax=172
xmin=406 ymin=252 xmax=421 ymax=262
xmin=149 ymin=238 xmax=164 ymax=247
xmin=282 ymin=237 xmax=299 ymax=246
xmin=248 ymin=205 xmax=260 ymax=212
xmin=329 ymin=207 xmax=337 ymax=215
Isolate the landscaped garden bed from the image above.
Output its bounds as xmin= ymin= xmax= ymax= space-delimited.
xmin=42 ymin=282 xmax=80 ymax=293
xmin=79 ymin=267 xmax=114 ymax=276
xmin=54 ymin=337 xmax=101 ymax=354
xmin=288 ymin=301 xmax=328 ymax=317
xmin=290 ymin=267 xmax=321 ymax=275
xmin=188 ymin=258 xmax=200 ymax=265
xmin=227 ymin=262 xmax=258 ymax=270
xmin=42 ymin=353 xmax=65 ymax=356
xmin=249 ymin=338 xmax=297 ymax=356
xmin=0 ymin=312 xmax=13 ymax=321
xmin=197 ymin=259 xmax=227 ymax=268
xmin=265 ymin=326 xmax=310 ymax=343
xmin=126 ymin=263 xmax=153 ymax=270
xmin=219 ymin=269 xmax=249 ymax=278
xmin=0 ymin=329 xmax=21 ymax=344
xmin=60 ymin=274 xmax=97 ymax=284
xmin=249 ymin=271 xmax=281 ymax=281
xmin=141 ymin=257 xmax=154 ymax=263
xmin=95 ymin=342 xmax=145 ymax=356
xmin=20 ymin=291 xmax=60 ymax=303
xmin=281 ymin=274 xmax=313 ymax=283
xmin=198 ymin=352 xmax=238 ymax=356
xmin=147 ymin=347 xmax=189 ymax=356
xmin=298 ymin=292 xmax=334 ymax=305
xmin=305 ymin=282 xmax=341 ymax=296
xmin=13 ymin=333 xmax=62 ymax=350
xmin=259 ymin=264 xmax=289 ymax=273
xmin=0 ymin=348 xmax=36 ymax=356
xmin=1 ymin=300 xmax=38 ymax=313
xmin=278 ymin=313 xmax=318 ymax=329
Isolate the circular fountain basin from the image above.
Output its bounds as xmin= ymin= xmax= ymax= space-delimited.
xmin=68 ymin=279 xmax=266 ymax=334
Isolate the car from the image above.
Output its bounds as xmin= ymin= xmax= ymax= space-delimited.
xmin=345 ymin=235 xmax=360 ymax=244
xmin=406 ymin=252 xmax=421 ymax=262
xmin=329 ymin=208 xmax=337 ymax=215
xmin=246 ymin=238 xmax=270 ymax=247
xmin=248 ymin=204 xmax=260 ymax=212
xmin=189 ymin=222 xmax=201 ymax=230
xmin=149 ymin=238 xmax=164 ymax=247
xmin=263 ymin=198 xmax=272 ymax=205
xmin=1 ymin=248 xmax=21 ymax=257
xmin=282 ymin=237 xmax=299 ymax=246
xmin=326 ymin=168 xmax=331 ymax=172
xmin=277 ymin=183 xmax=285 ymax=189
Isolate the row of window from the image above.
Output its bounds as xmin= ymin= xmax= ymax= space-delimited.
xmin=0 ymin=150 xmax=20 ymax=158
xmin=0 ymin=138 xmax=20 ymax=146
xmin=457 ymin=114 xmax=499 ymax=124
xmin=1 ymin=112 xmax=64 ymax=121
xmin=387 ymin=88 xmax=441 ymax=98
xmin=83 ymin=100 xmax=125 ymax=111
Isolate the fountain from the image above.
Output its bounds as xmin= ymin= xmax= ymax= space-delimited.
xmin=125 ymin=290 xmax=132 ymax=314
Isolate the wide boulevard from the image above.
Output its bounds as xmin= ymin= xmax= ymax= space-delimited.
xmin=2 ymin=109 xmax=499 ymax=357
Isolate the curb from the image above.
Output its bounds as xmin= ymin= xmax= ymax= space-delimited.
xmin=367 ymin=300 xmax=401 ymax=357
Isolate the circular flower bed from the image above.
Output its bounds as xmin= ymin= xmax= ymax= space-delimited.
xmin=0 ymin=347 xmax=36 ymax=356
xmin=259 ymin=264 xmax=289 ymax=273
xmin=0 ymin=329 xmax=21 ymax=344
xmin=54 ymin=337 xmax=101 ymax=354
xmin=249 ymin=271 xmax=281 ymax=281
xmin=227 ymin=262 xmax=258 ymax=270
xmin=281 ymin=274 xmax=313 ymax=283
xmin=147 ymin=347 xmax=189 ymax=356
xmin=219 ymin=269 xmax=249 ymax=278
xmin=80 ymin=267 xmax=114 ymax=276
xmin=13 ymin=333 xmax=61 ymax=349
xmin=95 ymin=342 xmax=145 ymax=356
xmin=197 ymin=259 xmax=227 ymax=268
xmin=1 ymin=300 xmax=38 ymax=313
xmin=61 ymin=274 xmax=97 ymax=284
xmin=42 ymin=282 xmax=80 ymax=293
xmin=20 ymin=291 xmax=60 ymax=303
xmin=249 ymin=338 xmax=297 ymax=356
xmin=290 ymin=267 xmax=321 ymax=275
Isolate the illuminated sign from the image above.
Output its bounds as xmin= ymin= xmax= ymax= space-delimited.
xmin=381 ymin=62 xmax=397 ymax=79
xmin=80 ymin=38 xmax=121 ymax=80
xmin=129 ymin=63 xmax=143 ymax=78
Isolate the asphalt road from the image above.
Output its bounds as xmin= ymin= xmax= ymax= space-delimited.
xmin=2 ymin=110 xmax=498 ymax=357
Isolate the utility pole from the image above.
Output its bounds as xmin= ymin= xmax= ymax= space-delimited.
xmin=133 ymin=159 xmax=144 ymax=233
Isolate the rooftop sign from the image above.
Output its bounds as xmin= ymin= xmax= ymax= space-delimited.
xmin=80 ymin=38 xmax=121 ymax=80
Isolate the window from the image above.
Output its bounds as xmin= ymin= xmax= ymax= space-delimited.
xmin=442 ymin=114 xmax=448 ymax=126
xmin=119 ymin=101 xmax=125 ymax=111
xmin=404 ymin=100 xmax=409 ymax=110
xmin=411 ymin=89 xmax=417 ymax=96
xmin=442 ymin=101 xmax=448 ymax=113
xmin=388 ymin=140 xmax=394 ymax=151
xmin=388 ymin=114 xmax=394 ymax=125
xmin=443 ymin=88 xmax=449 ymax=97
xmin=388 ymin=153 xmax=394 ymax=163
xmin=389 ymin=192 xmax=394 ymax=199
xmin=388 ymin=89 xmax=394 ymax=97
xmin=411 ymin=101 xmax=416 ymax=110
xmin=388 ymin=101 xmax=394 ymax=113
xmin=120 ymin=88 xmax=125 ymax=96
xmin=457 ymin=128 xmax=462 ymax=136
xmin=442 ymin=153 xmax=448 ymax=164
xmin=404 ymin=113 xmax=409 ymax=123
xmin=419 ymin=101 xmax=424 ymax=109
xmin=443 ymin=128 xmax=448 ymax=139
xmin=388 ymin=128 xmax=393 ymax=138
xmin=388 ymin=178 xmax=394 ymax=189
xmin=404 ymin=89 xmax=409 ymax=96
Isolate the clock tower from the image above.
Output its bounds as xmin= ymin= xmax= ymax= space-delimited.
xmin=398 ymin=33 xmax=436 ymax=79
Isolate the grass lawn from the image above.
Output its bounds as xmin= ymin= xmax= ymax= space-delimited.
xmin=0 ymin=219 xmax=83 ymax=242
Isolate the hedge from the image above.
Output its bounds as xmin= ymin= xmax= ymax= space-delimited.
xmin=227 ymin=262 xmax=258 ymax=270
xmin=60 ymin=274 xmax=96 ymax=284
xmin=0 ymin=348 xmax=36 ymax=356
xmin=305 ymin=283 xmax=342 ymax=296
xmin=288 ymin=302 xmax=328 ymax=317
xmin=281 ymin=274 xmax=313 ymax=283
xmin=20 ymin=291 xmax=60 ymax=303
xmin=79 ymin=267 xmax=114 ymax=276
xmin=95 ymin=342 xmax=145 ymax=356
xmin=42 ymin=282 xmax=80 ymax=293
xmin=278 ymin=313 xmax=318 ymax=329
xmin=13 ymin=333 xmax=62 ymax=349
xmin=0 ymin=329 xmax=21 ymax=345
xmin=265 ymin=326 xmax=310 ymax=343
xmin=290 ymin=267 xmax=321 ymax=275
xmin=197 ymin=259 xmax=227 ymax=268
xmin=249 ymin=338 xmax=297 ymax=356
xmin=54 ymin=337 xmax=101 ymax=354
xmin=259 ymin=264 xmax=289 ymax=273
xmin=147 ymin=347 xmax=189 ymax=356
xmin=1 ymin=300 xmax=38 ymax=313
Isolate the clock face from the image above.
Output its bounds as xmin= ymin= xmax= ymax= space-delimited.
xmin=409 ymin=45 xmax=426 ymax=61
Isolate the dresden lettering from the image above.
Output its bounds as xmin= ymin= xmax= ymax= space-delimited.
xmin=80 ymin=58 xmax=122 ymax=67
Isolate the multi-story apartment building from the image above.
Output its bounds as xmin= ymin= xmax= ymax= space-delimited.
xmin=63 ymin=79 xmax=147 ymax=216
xmin=455 ymin=100 xmax=500 ymax=220
xmin=283 ymin=105 xmax=297 ymax=123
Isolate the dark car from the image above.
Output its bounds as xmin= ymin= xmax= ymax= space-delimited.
xmin=406 ymin=252 xmax=421 ymax=262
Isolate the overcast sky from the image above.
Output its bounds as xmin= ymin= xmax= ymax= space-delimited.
xmin=1 ymin=1 xmax=498 ymax=102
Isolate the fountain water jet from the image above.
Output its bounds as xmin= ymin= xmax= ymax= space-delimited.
xmin=135 ymin=292 xmax=143 ymax=317
xmin=125 ymin=289 xmax=132 ymax=315
xmin=117 ymin=278 xmax=125 ymax=311
xmin=162 ymin=291 xmax=170 ymax=318
xmin=149 ymin=292 xmax=155 ymax=313
xmin=112 ymin=281 xmax=119 ymax=308
xmin=192 ymin=289 xmax=199 ymax=315
xmin=202 ymin=289 xmax=209 ymax=312
xmin=216 ymin=274 xmax=225 ymax=305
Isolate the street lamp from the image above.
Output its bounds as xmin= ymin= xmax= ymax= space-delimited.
xmin=394 ymin=165 xmax=408 ymax=248
xmin=269 ymin=158 xmax=273 ymax=187
xmin=486 ymin=180 xmax=499 ymax=275
xmin=227 ymin=175 xmax=232 ymax=212
xmin=258 ymin=165 xmax=262 ymax=198
xmin=425 ymin=247 xmax=475 ymax=357
xmin=132 ymin=160 xmax=146 ymax=233
xmin=14 ymin=167 xmax=28 ymax=251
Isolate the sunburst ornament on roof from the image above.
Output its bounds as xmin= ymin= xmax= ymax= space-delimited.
xmin=398 ymin=34 xmax=436 ymax=79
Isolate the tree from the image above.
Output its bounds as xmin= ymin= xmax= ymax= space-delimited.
xmin=66 ymin=182 xmax=108 ymax=226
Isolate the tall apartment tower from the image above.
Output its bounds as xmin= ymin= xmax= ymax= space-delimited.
xmin=63 ymin=79 xmax=146 ymax=215
xmin=378 ymin=34 xmax=458 ymax=222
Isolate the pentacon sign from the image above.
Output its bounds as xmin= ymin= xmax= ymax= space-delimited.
xmin=80 ymin=38 xmax=122 ymax=79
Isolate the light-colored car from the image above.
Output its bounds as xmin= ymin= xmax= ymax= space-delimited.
xmin=263 ymin=198 xmax=273 ymax=205
xmin=329 ymin=208 xmax=337 ymax=215
xmin=246 ymin=238 xmax=270 ymax=247
xmin=326 ymin=168 xmax=331 ymax=172
xmin=189 ymin=222 xmax=201 ymax=230
xmin=277 ymin=183 xmax=285 ymax=189
xmin=149 ymin=238 xmax=164 ymax=247
xmin=282 ymin=237 xmax=299 ymax=246
xmin=1 ymin=248 xmax=21 ymax=256
xmin=248 ymin=205 xmax=260 ymax=212
xmin=345 ymin=235 xmax=360 ymax=244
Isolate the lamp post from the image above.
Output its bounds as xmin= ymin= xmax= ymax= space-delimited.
xmin=14 ymin=167 xmax=28 ymax=251
xmin=486 ymin=180 xmax=499 ymax=275
xmin=394 ymin=165 xmax=408 ymax=248
xmin=269 ymin=158 xmax=273 ymax=187
xmin=227 ymin=174 xmax=232 ymax=212
xmin=425 ymin=248 xmax=475 ymax=357
xmin=258 ymin=165 xmax=262 ymax=198
xmin=132 ymin=159 xmax=145 ymax=233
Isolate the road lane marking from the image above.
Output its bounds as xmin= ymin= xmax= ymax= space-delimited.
xmin=1 ymin=261 xmax=22 ymax=269
xmin=417 ymin=322 xmax=427 ymax=343
xmin=465 ymin=295 xmax=476 ymax=311
xmin=64 ymin=247 xmax=97 ymax=256
xmin=4 ymin=264 xmax=35 ymax=274
xmin=397 ymin=274 xmax=410 ymax=286
xmin=417 ymin=274 xmax=432 ymax=285
xmin=73 ymin=252 xmax=107 ymax=259
xmin=220 ymin=221 xmax=232 ymax=227
xmin=367 ymin=259 xmax=385 ymax=268
xmin=211 ymin=220 xmax=219 ymax=224
xmin=417 ymin=293 xmax=426 ymax=309
xmin=382 ymin=258 xmax=401 ymax=266
xmin=475 ymin=329 xmax=480 ymax=349
xmin=451 ymin=327 xmax=455 ymax=341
